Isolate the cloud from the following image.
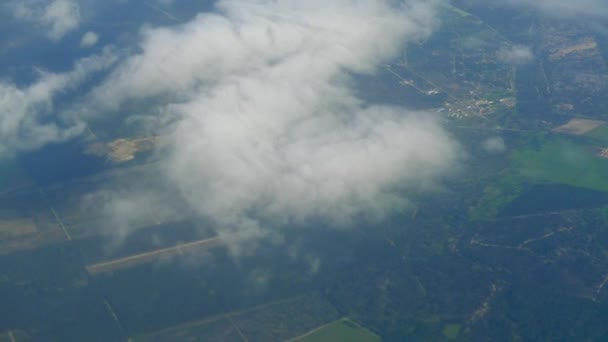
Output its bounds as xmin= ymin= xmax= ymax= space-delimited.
xmin=0 ymin=48 xmax=117 ymax=157
xmin=498 ymin=45 xmax=534 ymax=66
xmin=80 ymin=31 xmax=99 ymax=48
xmin=83 ymin=0 xmax=460 ymax=252
xmin=482 ymin=136 xmax=506 ymax=154
xmin=9 ymin=0 xmax=81 ymax=40
xmin=89 ymin=0 xmax=439 ymax=110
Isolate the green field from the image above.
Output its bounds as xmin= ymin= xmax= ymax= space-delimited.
xmin=442 ymin=324 xmax=462 ymax=340
xmin=292 ymin=318 xmax=381 ymax=342
xmin=469 ymin=171 xmax=523 ymax=220
xmin=512 ymin=136 xmax=608 ymax=192
xmin=471 ymin=131 xmax=608 ymax=220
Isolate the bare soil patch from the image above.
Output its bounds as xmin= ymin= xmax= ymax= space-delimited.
xmin=552 ymin=119 xmax=605 ymax=135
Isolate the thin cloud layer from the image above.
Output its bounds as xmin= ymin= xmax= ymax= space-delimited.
xmin=80 ymin=31 xmax=99 ymax=48
xmin=9 ymin=0 xmax=81 ymax=40
xmin=498 ymin=45 xmax=534 ymax=66
xmin=90 ymin=0 xmax=461 ymax=248
xmin=483 ymin=136 xmax=506 ymax=154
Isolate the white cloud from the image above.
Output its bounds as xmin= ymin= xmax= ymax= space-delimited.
xmin=90 ymin=0 xmax=439 ymax=110
xmin=80 ymin=31 xmax=99 ymax=48
xmin=0 ymin=48 xmax=117 ymax=156
xmin=498 ymin=45 xmax=534 ymax=66
xmin=10 ymin=0 xmax=81 ymax=40
xmin=85 ymin=0 xmax=460 ymax=252
xmin=482 ymin=136 xmax=506 ymax=153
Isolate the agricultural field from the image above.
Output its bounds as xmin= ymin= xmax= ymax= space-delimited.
xmin=290 ymin=318 xmax=381 ymax=342
xmin=133 ymin=293 xmax=340 ymax=342
xmin=471 ymin=125 xmax=608 ymax=220
xmin=512 ymin=136 xmax=608 ymax=192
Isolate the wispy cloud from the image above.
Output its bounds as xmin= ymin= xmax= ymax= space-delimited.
xmin=80 ymin=31 xmax=99 ymax=48
xmin=0 ymin=48 xmax=117 ymax=156
xmin=498 ymin=45 xmax=534 ymax=66
xmin=9 ymin=0 xmax=81 ymax=40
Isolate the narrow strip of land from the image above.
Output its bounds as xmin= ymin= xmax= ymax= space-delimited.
xmin=86 ymin=237 xmax=222 ymax=275
xmin=104 ymin=299 xmax=123 ymax=332
xmin=518 ymin=227 xmax=573 ymax=248
xmin=50 ymin=206 xmax=72 ymax=241
xmin=38 ymin=188 xmax=72 ymax=241
xmin=478 ymin=210 xmax=574 ymax=222
xmin=593 ymin=273 xmax=608 ymax=302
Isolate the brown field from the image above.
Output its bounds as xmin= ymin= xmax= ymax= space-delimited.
xmin=549 ymin=39 xmax=598 ymax=61
xmin=0 ymin=211 xmax=68 ymax=256
xmin=552 ymin=119 xmax=605 ymax=135
xmin=0 ymin=230 xmax=66 ymax=256
xmin=0 ymin=218 xmax=37 ymax=239
xmin=85 ymin=136 xmax=162 ymax=163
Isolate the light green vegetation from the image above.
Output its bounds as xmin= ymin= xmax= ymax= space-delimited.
xmin=442 ymin=324 xmax=462 ymax=340
xmin=512 ymin=137 xmax=608 ymax=192
xmin=471 ymin=132 xmax=608 ymax=220
xmin=293 ymin=318 xmax=381 ymax=342
xmin=469 ymin=172 xmax=523 ymax=220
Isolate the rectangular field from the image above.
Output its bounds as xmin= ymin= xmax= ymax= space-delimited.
xmin=552 ymin=118 xmax=605 ymax=135
xmin=0 ymin=217 xmax=38 ymax=239
xmin=289 ymin=318 xmax=381 ymax=342
xmin=512 ymin=137 xmax=608 ymax=192
xmin=132 ymin=293 xmax=340 ymax=342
